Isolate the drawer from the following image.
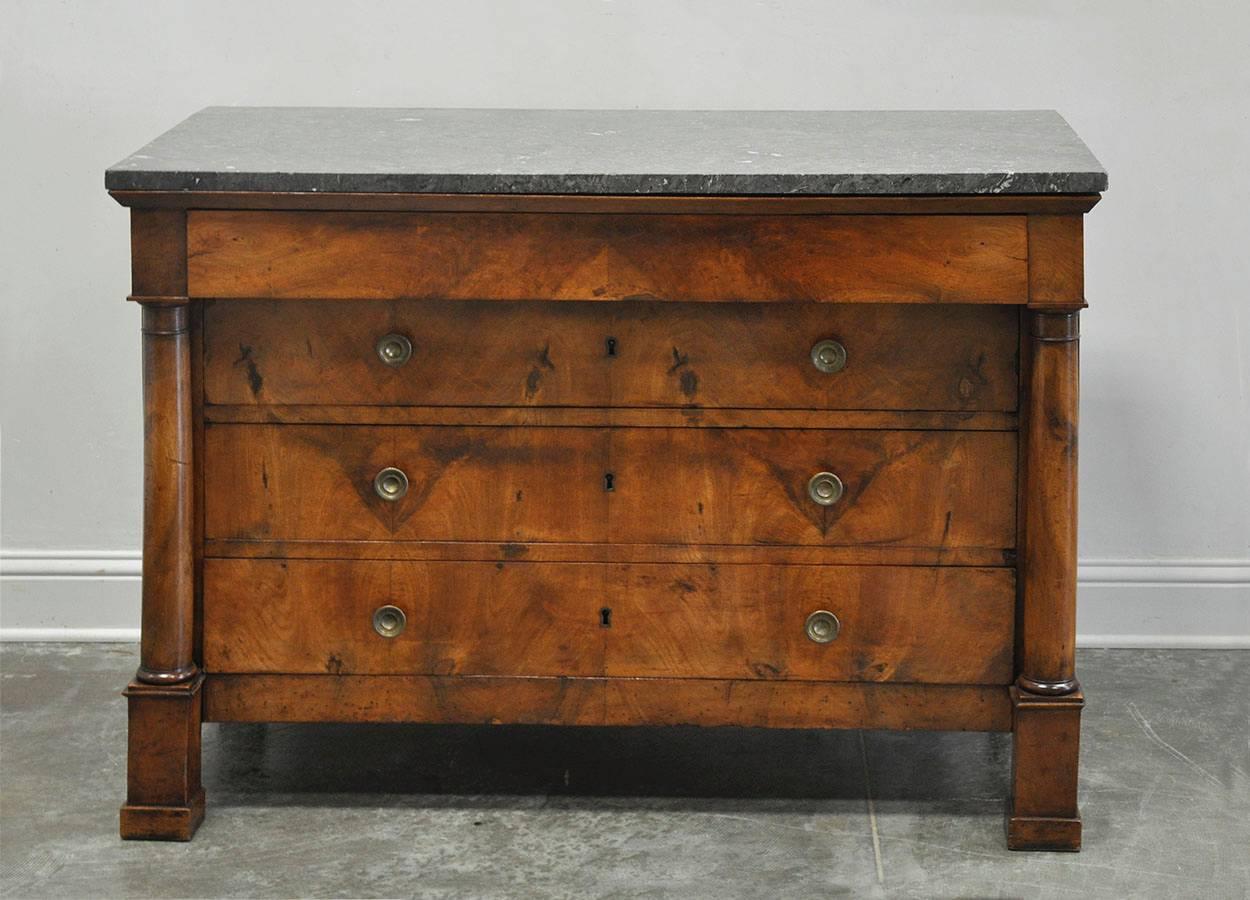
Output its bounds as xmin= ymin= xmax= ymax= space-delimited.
xmin=204 ymin=424 xmax=1016 ymax=548
xmin=187 ymin=211 xmax=1028 ymax=303
xmin=204 ymin=300 xmax=1019 ymax=411
xmin=203 ymin=559 xmax=1015 ymax=684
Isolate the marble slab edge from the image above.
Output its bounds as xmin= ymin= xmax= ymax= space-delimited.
xmin=103 ymin=170 xmax=1108 ymax=195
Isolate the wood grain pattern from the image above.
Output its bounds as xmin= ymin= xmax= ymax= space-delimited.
xmin=202 ymin=674 xmax=1012 ymax=731
xmin=1019 ymin=311 xmax=1080 ymax=694
xmin=1009 ymin=687 xmax=1083 ymax=850
xmin=1027 ymin=216 xmax=1085 ymax=308
xmin=203 ymin=425 xmax=1017 ymax=548
xmin=202 ymin=559 xmax=1015 ymax=683
xmin=203 ymin=405 xmax=1019 ymax=432
xmin=186 ymin=211 xmax=1029 ymax=304
xmin=204 ymin=539 xmax=1013 ymax=568
xmin=120 ymin=676 xmax=205 ymax=841
xmin=204 ymin=300 xmax=1019 ymax=411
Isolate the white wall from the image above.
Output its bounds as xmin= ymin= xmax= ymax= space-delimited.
xmin=2 ymin=0 xmax=1247 ymax=644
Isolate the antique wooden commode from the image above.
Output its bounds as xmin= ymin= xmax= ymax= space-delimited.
xmin=107 ymin=108 xmax=1105 ymax=849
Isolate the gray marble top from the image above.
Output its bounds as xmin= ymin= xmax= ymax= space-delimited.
xmin=106 ymin=107 xmax=1106 ymax=195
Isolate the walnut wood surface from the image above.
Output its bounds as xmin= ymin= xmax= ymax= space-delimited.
xmin=116 ymin=178 xmax=1098 ymax=849
xmin=203 ymin=425 xmax=1016 ymax=548
xmin=119 ymin=677 xmax=204 ymax=841
xmin=204 ymin=405 xmax=1018 ymax=431
xmin=204 ymin=300 xmax=1018 ymax=411
xmin=1009 ymin=688 xmax=1083 ymax=850
xmin=202 ymin=674 xmax=1012 ymax=732
xmin=1019 ymin=311 xmax=1080 ymax=693
xmin=204 ymin=539 xmax=1012 ymax=567
xmin=1027 ymin=216 xmax=1085 ymax=308
xmin=187 ymin=211 xmax=1028 ymax=304
xmin=202 ymin=559 xmax=1014 ymax=683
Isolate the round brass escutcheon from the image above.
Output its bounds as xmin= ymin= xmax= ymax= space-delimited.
xmin=376 ymin=333 xmax=413 ymax=367
xmin=807 ymin=471 xmax=844 ymax=506
xmin=810 ymin=339 xmax=847 ymax=374
xmin=372 ymin=605 xmax=406 ymax=638
xmin=805 ymin=610 xmax=841 ymax=644
xmin=373 ymin=467 xmax=409 ymax=502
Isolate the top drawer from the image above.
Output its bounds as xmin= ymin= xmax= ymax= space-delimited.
xmin=204 ymin=300 xmax=1019 ymax=410
xmin=186 ymin=211 xmax=1027 ymax=303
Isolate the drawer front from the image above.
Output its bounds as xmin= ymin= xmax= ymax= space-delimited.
xmin=204 ymin=425 xmax=1016 ymax=548
xmin=203 ymin=559 xmax=1015 ymax=684
xmin=204 ymin=300 xmax=1019 ymax=411
xmin=187 ymin=211 xmax=1028 ymax=304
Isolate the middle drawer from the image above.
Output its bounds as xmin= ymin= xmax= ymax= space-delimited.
xmin=204 ymin=424 xmax=1016 ymax=548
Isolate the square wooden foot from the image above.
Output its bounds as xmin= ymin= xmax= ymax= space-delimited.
xmin=119 ymin=674 xmax=206 ymax=841
xmin=1008 ymin=686 xmax=1083 ymax=851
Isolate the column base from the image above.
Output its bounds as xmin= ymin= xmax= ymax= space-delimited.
xmin=120 ymin=788 xmax=206 ymax=841
xmin=1008 ymin=685 xmax=1083 ymax=851
xmin=1007 ymin=813 xmax=1082 ymax=851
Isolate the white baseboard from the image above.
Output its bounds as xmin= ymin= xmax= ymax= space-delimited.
xmin=2 ymin=550 xmax=1247 ymax=647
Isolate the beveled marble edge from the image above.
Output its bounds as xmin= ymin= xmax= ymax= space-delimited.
xmin=104 ymin=169 xmax=1107 ymax=195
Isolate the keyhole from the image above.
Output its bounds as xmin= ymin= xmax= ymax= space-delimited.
xmin=603 ymin=472 xmax=615 ymax=492
xmin=600 ymin=607 xmax=612 ymax=628
xmin=605 ymin=337 xmax=618 ymax=357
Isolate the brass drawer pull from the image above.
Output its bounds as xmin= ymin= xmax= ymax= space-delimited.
xmin=807 ymin=471 xmax=844 ymax=506
xmin=376 ymin=333 xmax=413 ymax=367
xmin=372 ymin=605 xmax=406 ymax=638
xmin=810 ymin=339 xmax=847 ymax=374
xmin=804 ymin=610 xmax=840 ymax=644
xmin=373 ymin=467 xmax=409 ymax=501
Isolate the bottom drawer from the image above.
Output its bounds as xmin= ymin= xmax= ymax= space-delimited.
xmin=204 ymin=559 xmax=1014 ymax=684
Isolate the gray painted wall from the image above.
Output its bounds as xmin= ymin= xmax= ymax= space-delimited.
xmin=2 ymin=0 xmax=1247 ymax=643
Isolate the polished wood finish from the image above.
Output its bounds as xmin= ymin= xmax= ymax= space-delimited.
xmin=122 ymin=209 xmax=204 ymax=841
xmin=118 ymin=180 xmax=1096 ymax=850
xmin=1027 ymin=216 xmax=1085 ymax=308
xmin=187 ymin=211 xmax=1028 ymax=304
xmin=204 ymin=539 xmax=1012 ymax=568
xmin=203 ymin=405 xmax=1019 ymax=431
xmin=1018 ymin=311 xmax=1080 ymax=695
xmin=1008 ymin=687 xmax=1083 ymax=850
xmin=113 ymin=189 xmax=1101 ymax=215
xmin=203 ymin=559 xmax=1015 ymax=683
xmin=119 ymin=676 xmax=204 ymax=841
xmin=203 ymin=424 xmax=1017 ymax=548
xmin=137 ymin=304 xmax=196 ymax=684
xmin=204 ymin=300 xmax=1019 ymax=411
xmin=203 ymin=675 xmax=1012 ymax=732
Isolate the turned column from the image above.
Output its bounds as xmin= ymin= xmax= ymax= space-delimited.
xmin=1009 ymin=214 xmax=1086 ymax=852
xmin=119 ymin=210 xmax=205 ymax=841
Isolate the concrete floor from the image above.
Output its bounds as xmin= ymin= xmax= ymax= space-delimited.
xmin=0 ymin=645 xmax=1246 ymax=899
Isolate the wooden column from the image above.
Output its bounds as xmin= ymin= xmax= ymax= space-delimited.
xmin=120 ymin=209 xmax=205 ymax=841
xmin=1010 ymin=213 xmax=1085 ymax=851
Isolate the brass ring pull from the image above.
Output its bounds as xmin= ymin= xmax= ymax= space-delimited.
xmin=807 ymin=471 xmax=843 ymax=506
xmin=372 ymin=605 xmax=406 ymax=638
xmin=376 ymin=333 xmax=413 ymax=367
xmin=805 ymin=610 xmax=840 ymax=644
xmin=373 ymin=467 xmax=408 ymax=501
xmin=810 ymin=339 xmax=847 ymax=374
